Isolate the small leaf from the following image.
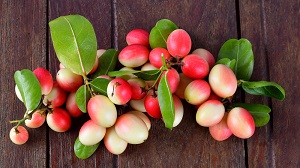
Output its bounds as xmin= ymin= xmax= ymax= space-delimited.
xmin=108 ymin=70 xmax=161 ymax=81
xmin=232 ymin=103 xmax=271 ymax=127
xmin=49 ymin=15 xmax=97 ymax=76
xmin=149 ymin=19 xmax=178 ymax=49
xmin=76 ymin=85 xmax=91 ymax=112
xmin=90 ymin=49 xmax=119 ymax=79
xmin=157 ymin=72 xmax=175 ymax=129
xmin=218 ymin=38 xmax=254 ymax=80
xmin=242 ymin=81 xmax=285 ymax=100
xmin=74 ymin=137 xmax=99 ymax=159
xmin=90 ymin=78 xmax=110 ymax=96
xmin=14 ymin=69 xmax=42 ymax=111
xmin=216 ymin=58 xmax=236 ymax=71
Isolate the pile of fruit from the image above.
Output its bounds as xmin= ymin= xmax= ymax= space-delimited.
xmin=9 ymin=15 xmax=285 ymax=159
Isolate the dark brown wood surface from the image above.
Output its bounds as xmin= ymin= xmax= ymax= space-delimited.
xmin=0 ymin=0 xmax=299 ymax=167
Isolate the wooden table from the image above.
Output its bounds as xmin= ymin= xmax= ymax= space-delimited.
xmin=1 ymin=0 xmax=299 ymax=167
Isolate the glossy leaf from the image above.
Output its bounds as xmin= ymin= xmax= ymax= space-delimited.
xmin=90 ymin=49 xmax=119 ymax=79
xmin=218 ymin=38 xmax=254 ymax=80
xmin=76 ymin=85 xmax=91 ymax=113
xmin=157 ymin=72 xmax=175 ymax=129
xmin=14 ymin=69 xmax=42 ymax=111
xmin=49 ymin=15 xmax=97 ymax=76
xmin=242 ymin=81 xmax=285 ymax=100
xmin=232 ymin=103 xmax=271 ymax=127
xmin=216 ymin=58 xmax=236 ymax=71
xmin=149 ymin=19 xmax=178 ymax=49
xmin=108 ymin=70 xmax=161 ymax=81
xmin=74 ymin=137 xmax=100 ymax=159
xmin=90 ymin=78 xmax=110 ymax=96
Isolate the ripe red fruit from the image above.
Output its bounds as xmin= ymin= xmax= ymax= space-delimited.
xmin=128 ymin=77 xmax=148 ymax=100
xmin=33 ymin=67 xmax=53 ymax=95
xmin=66 ymin=92 xmax=83 ymax=117
xmin=209 ymin=64 xmax=237 ymax=98
xmin=159 ymin=68 xmax=180 ymax=93
xmin=149 ymin=48 xmax=171 ymax=68
xmin=184 ymin=79 xmax=211 ymax=105
xmin=174 ymin=73 xmax=193 ymax=99
xmin=227 ymin=107 xmax=255 ymax=139
xmin=181 ymin=54 xmax=209 ymax=79
xmin=166 ymin=29 xmax=192 ymax=58
xmin=118 ymin=44 xmax=149 ymax=68
xmin=46 ymin=108 xmax=71 ymax=132
xmin=144 ymin=93 xmax=161 ymax=119
xmin=126 ymin=29 xmax=150 ymax=47
xmin=43 ymin=82 xmax=67 ymax=108
xmin=192 ymin=48 xmax=216 ymax=69
xmin=107 ymin=78 xmax=132 ymax=105
xmin=209 ymin=113 xmax=232 ymax=141
xmin=9 ymin=126 xmax=29 ymax=145
xmin=25 ymin=110 xmax=46 ymax=128
xmin=56 ymin=68 xmax=83 ymax=92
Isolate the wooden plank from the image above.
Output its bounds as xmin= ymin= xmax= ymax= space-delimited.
xmin=116 ymin=1 xmax=246 ymax=167
xmin=0 ymin=0 xmax=47 ymax=167
xmin=48 ymin=0 xmax=114 ymax=167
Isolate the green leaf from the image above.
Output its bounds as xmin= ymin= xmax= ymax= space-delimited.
xmin=89 ymin=49 xmax=119 ymax=79
xmin=76 ymin=85 xmax=91 ymax=113
xmin=49 ymin=15 xmax=97 ymax=76
xmin=232 ymin=103 xmax=271 ymax=127
xmin=149 ymin=19 xmax=178 ymax=49
xmin=90 ymin=78 xmax=110 ymax=96
xmin=14 ymin=69 xmax=42 ymax=111
xmin=241 ymin=81 xmax=285 ymax=100
xmin=108 ymin=70 xmax=161 ymax=81
xmin=216 ymin=58 xmax=236 ymax=71
xmin=74 ymin=137 xmax=99 ymax=159
xmin=157 ymin=72 xmax=175 ymax=129
xmin=218 ymin=38 xmax=254 ymax=80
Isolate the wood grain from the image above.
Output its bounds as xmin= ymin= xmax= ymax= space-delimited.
xmin=0 ymin=0 xmax=47 ymax=167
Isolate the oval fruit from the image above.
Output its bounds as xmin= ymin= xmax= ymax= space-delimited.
xmin=79 ymin=120 xmax=106 ymax=146
xmin=196 ymin=100 xmax=225 ymax=127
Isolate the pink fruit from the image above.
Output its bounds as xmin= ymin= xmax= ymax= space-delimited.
xmin=181 ymin=54 xmax=209 ymax=79
xmin=97 ymin=49 xmax=106 ymax=58
xmin=127 ymin=110 xmax=151 ymax=130
xmin=107 ymin=78 xmax=132 ymax=105
xmin=144 ymin=93 xmax=161 ymax=119
xmin=126 ymin=29 xmax=150 ymax=47
xmin=79 ymin=120 xmax=106 ymax=146
xmin=149 ymin=48 xmax=171 ymax=68
xmin=209 ymin=113 xmax=232 ymax=141
xmin=208 ymin=64 xmax=237 ymax=98
xmin=172 ymin=95 xmax=184 ymax=127
xmin=43 ymin=82 xmax=67 ymax=108
xmin=174 ymin=73 xmax=193 ymax=99
xmin=87 ymin=95 xmax=117 ymax=128
xmin=25 ymin=110 xmax=46 ymax=128
xmin=66 ymin=92 xmax=83 ymax=117
xmin=129 ymin=96 xmax=147 ymax=112
xmin=56 ymin=68 xmax=83 ymax=92
xmin=115 ymin=113 xmax=149 ymax=144
xmin=46 ymin=108 xmax=71 ymax=132
xmin=33 ymin=67 xmax=53 ymax=95
xmin=9 ymin=126 xmax=29 ymax=145
xmin=192 ymin=48 xmax=215 ymax=69
xmin=159 ymin=68 xmax=180 ymax=93
xmin=88 ymin=56 xmax=99 ymax=74
xmin=184 ymin=79 xmax=211 ymax=105
xmin=104 ymin=126 xmax=128 ymax=155
xmin=167 ymin=29 xmax=192 ymax=58
xmin=227 ymin=107 xmax=255 ymax=139
xmin=196 ymin=100 xmax=225 ymax=127
xmin=128 ymin=77 xmax=148 ymax=100
xmin=118 ymin=44 xmax=149 ymax=68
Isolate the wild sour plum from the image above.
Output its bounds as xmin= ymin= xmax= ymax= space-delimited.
xmin=118 ymin=44 xmax=149 ymax=68
xmin=184 ymin=79 xmax=211 ymax=105
xmin=56 ymin=68 xmax=83 ymax=92
xmin=196 ymin=100 xmax=225 ymax=127
xmin=209 ymin=64 xmax=237 ymax=98
xmin=127 ymin=77 xmax=148 ymax=100
xmin=115 ymin=113 xmax=149 ymax=144
xmin=209 ymin=113 xmax=232 ymax=141
xmin=129 ymin=96 xmax=147 ymax=112
xmin=107 ymin=78 xmax=132 ymax=105
xmin=88 ymin=95 xmax=117 ymax=128
xmin=174 ymin=73 xmax=193 ymax=99
xmin=79 ymin=119 xmax=106 ymax=146
xmin=227 ymin=107 xmax=255 ymax=139
xmin=167 ymin=29 xmax=191 ymax=58
xmin=144 ymin=93 xmax=161 ymax=119
xmin=159 ymin=68 xmax=180 ymax=93
xmin=104 ymin=126 xmax=128 ymax=155
xmin=172 ymin=95 xmax=184 ymax=127
xmin=9 ymin=126 xmax=29 ymax=145
xmin=43 ymin=82 xmax=67 ymax=108
xmin=192 ymin=48 xmax=215 ymax=69
xmin=25 ymin=110 xmax=46 ymax=128
xmin=126 ymin=29 xmax=150 ymax=47
xmin=127 ymin=110 xmax=151 ymax=130
xmin=149 ymin=48 xmax=171 ymax=68
xmin=181 ymin=54 xmax=209 ymax=79
xmin=46 ymin=108 xmax=71 ymax=132
xmin=33 ymin=67 xmax=53 ymax=95
xmin=66 ymin=92 xmax=83 ymax=117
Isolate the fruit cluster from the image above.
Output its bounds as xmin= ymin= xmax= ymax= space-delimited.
xmin=10 ymin=15 xmax=285 ymax=159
